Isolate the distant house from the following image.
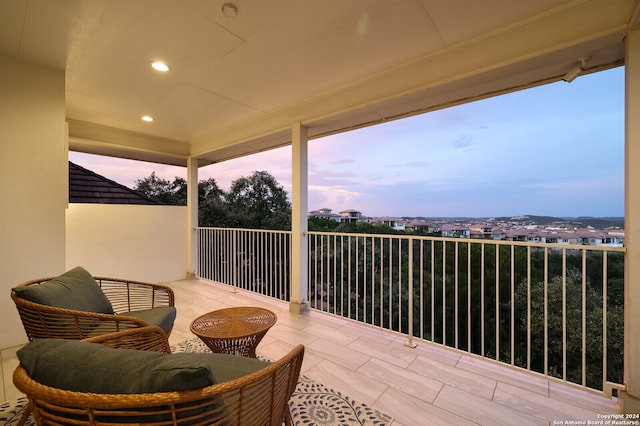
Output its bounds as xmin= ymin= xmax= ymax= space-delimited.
xmin=308 ymin=208 xmax=341 ymax=222
xmin=468 ymin=225 xmax=493 ymax=239
xmin=69 ymin=162 xmax=162 ymax=205
xmin=607 ymin=229 xmax=625 ymax=246
xmin=491 ymin=229 xmax=506 ymax=240
xmin=339 ymin=209 xmax=370 ymax=224
xmin=440 ymin=224 xmax=470 ymax=238
xmin=541 ymin=231 xmax=579 ymax=245
xmin=504 ymin=228 xmax=542 ymax=242
xmin=373 ymin=217 xmax=406 ymax=231
xmin=576 ymin=228 xmax=624 ymax=247
xmin=404 ymin=220 xmax=432 ymax=233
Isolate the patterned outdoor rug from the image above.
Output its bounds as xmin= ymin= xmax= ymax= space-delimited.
xmin=1 ymin=338 xmax=393 ymax=426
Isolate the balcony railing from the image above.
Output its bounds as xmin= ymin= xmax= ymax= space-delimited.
xmin=196 ymin=227 xmax=625 ymax=396
xmin=196 ymin=227 xmax=291 ymax=301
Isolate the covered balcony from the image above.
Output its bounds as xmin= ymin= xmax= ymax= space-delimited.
xmin=2 ymin=0 xmax=640 ymax=420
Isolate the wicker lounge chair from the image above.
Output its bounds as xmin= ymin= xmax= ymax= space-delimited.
xmin=14 ymin=327 xmax=305 ymax=425
xmin=11 ymin=267 xmax=176 ymax=340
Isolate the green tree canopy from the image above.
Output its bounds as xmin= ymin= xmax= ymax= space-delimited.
xmin=134 ymin=170 xmax=291 ymax=230
xmin=134 ymin=172 xmax=187 ymax=205
xmin=225 ymin=170 xmax=291 ymax=230
xmin=308 ymin=217 xmax=340 ymax=232
xmin=198 ymin=177 xmax=228 ymax=227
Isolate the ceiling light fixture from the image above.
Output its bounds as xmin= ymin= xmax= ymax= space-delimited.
xmin=222 ymin=3 xmax=238 ymax=18
xmin=141 ymin=115 xmax=154 ymax=122
xmin=563 ymin=57 xmax=587 ymax=83
xmin=151 ymin=61 xmax=170 ymax=72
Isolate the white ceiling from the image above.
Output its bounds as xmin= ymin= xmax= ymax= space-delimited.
xmin=1 ymin=0 xmax=638 ymax=166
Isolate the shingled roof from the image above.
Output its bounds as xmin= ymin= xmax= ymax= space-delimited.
xmin=69 ymin=161 xmax=162 ymax=205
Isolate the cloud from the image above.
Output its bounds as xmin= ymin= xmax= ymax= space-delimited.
xmin=451 ymin=134 xmax=474 ymax=149
xmin=329 ymin=158 xmax=356 ymax=165
xmin=388 ymin=160 xmax=432 ymax=169
xmin=308 ymin=184 xmax=362 ymax=211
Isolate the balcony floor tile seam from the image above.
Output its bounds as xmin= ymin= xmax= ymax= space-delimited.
xmin=454 ymin=354 xmax=551 ymax=390
xmin=305 ymin=337 xmax=372 ymax=371
xmin=433 ymin=384 xmax=548 ymax=426
xmin=304 ymin=359 xmax=389 ymax=406
xmin=407 ymin=354 xmax=498 ymax=401
xmin=547 ymin=381 xmax=619 ymax=413
xmin=373 ymin=386 xmax=481 ymax=426
xmin=492 ymin=381 xmax=605 ymax=423
xmin=345 ymin=336 xmax=418 ymax=369
xmin=356 ymin=357 xmax=445 ymax=404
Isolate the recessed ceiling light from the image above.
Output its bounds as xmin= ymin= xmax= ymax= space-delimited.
xmin=141 ymin=115 xmax=154 ymax=122
xmin=151 ymin=61 xmax=170 ymax=72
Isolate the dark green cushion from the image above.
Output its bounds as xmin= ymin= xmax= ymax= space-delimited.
xmin=17 ymin=339 xmax=215 ymax=394
xmin=124 ymin=306 xmax=177 ymax=334
xmin=12 ymin=266 xmax=114 ymax=314
xmin=17 ymin=339 xmax=271 ymax=395
xmin=171 ymin=352 xmax=270 ymax=384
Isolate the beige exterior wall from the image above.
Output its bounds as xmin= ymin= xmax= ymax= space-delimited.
xmin=66 ymin=204 xmax=188 ymax=284
xmin=0 ymin=54 xmax=67 ymax=348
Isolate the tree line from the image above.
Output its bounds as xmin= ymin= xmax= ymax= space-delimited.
xmin=134 ymin=170 xmax=291 ymax=230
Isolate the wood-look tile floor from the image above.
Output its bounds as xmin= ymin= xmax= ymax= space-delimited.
xmin=2 ymin=279 xmax=621 ymax=425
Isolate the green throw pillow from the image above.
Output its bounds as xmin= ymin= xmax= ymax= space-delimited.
xmin=17 ymin=339 xmax=272 ymax=395
xmin=17 ymin=339 xmax=215 ymax=394
xmin=12 ymin=266 xmax=114 ymax=314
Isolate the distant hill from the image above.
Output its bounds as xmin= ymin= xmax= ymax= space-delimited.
xmin=494 ymin=215 xmax=624 ymax=229
xmin=564 ymin=216 xmax=624 ymax=229
xmin=402 ymin=215 xmax=624 ymax=229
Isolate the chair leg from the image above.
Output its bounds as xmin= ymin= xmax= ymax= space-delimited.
xmin=16 ymin=402 xmax=31 ymax=426
xmin=283 ymin=405 xmax=292 ymax=426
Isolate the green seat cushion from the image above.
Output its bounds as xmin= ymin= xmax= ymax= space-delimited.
xmin=124 ymin=306 xmax=177 ymax=334
xmin=12 ymin=266 xmax=114 ymax=314
xmin=17 ymin=339 xmax=271 ymax=395
xmin=170 ymin=352 xmax=270 ymax=384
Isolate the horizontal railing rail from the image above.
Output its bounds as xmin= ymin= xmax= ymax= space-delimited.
xmin=196 ymin=227 xmax=625 ymax=396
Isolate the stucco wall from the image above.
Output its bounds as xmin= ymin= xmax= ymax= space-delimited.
xmin=0 ymin=54 xmax=66 ymax=349
xmin=66 ymin=204 xmax=188 ymax=283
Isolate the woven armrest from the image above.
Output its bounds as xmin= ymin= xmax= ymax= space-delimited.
xmin=82 ymin=326 xmax=172 ymax=353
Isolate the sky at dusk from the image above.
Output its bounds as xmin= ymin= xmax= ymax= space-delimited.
xmin=69 ymin=66 xmax=624 ymax=218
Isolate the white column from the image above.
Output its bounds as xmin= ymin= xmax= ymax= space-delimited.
xmin=290 ymin=123 xmax=309 ymax=314
xmin=187 ymin=157 xmax=199 ymax=279
xmin=621 ymin=27 xmax=640 ymax=413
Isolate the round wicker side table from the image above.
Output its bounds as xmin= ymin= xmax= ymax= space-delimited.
xmin=190 ymin=307 xmax=277 ymax=358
